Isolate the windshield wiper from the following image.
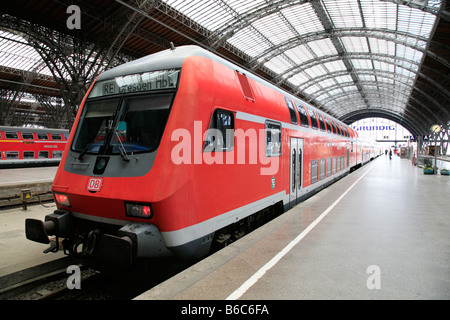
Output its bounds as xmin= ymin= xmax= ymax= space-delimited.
xmin=114 ymin=129 xmax=130 ymax=162
xmin=78 ymin=145 xmax=90 ymax=160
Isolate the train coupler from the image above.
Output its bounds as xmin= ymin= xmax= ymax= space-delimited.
xmin=25 ymin=210 xmax=74 ymax=253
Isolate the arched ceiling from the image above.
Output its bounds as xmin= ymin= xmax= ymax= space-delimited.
xmin=158 ymin=0 xmax=449 ymax=136
xmin=1 ymin=0 xmax=449 ymax=135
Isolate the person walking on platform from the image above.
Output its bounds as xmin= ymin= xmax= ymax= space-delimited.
xmin=389 ymin=149 xmax=392 ymax=160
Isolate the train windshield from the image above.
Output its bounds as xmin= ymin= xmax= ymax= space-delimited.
xmin=73 ymin=93 xmax=174 ymax=156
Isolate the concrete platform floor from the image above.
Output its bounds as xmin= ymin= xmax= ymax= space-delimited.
xmin=136 ymin=155 xmax=449 ymax=300
xmin=0 ymin=166 xmax=57 ymax=186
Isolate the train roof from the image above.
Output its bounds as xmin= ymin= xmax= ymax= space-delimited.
xmin=0 ymin=126 xmax=68 ymax=133
xmin=96 ymin=45 xmax=353 ymax=133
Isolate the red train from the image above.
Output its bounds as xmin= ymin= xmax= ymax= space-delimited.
xmin=26 ymin=46 xmax=381 ymax=265
xmin=0 ymin=126 xmax=68 ymax=168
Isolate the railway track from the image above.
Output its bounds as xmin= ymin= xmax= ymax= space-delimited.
xmin=1 ymin=259 xmax=192 ymax=300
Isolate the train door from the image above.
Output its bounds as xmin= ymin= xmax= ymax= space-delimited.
xmin=289 ymin=138 xmax=303 ymax=207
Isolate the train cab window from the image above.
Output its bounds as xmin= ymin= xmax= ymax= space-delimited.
xmin=296 ymin=103 xmax=310 ymax=127
xmin=73 ymin=93 xmax=174 ymax=156
xmin=38 ymin=133 xmax=49 ymax=140
xmin=38 ymin=151 xmax=49 ymax=159
xmin=307 ymin=108 xmax=318 ymax=130
xmin=204 ymin=109 xmax=234 ymax=152
xmin=265 ymin=121 xmax=281 ymax=157
xmin=318 ymin=113 xmax=326 ymax=132
xmin=51 ymin=134 xmax=62 ymax=140
xmin=5 ymin=132 xmax=18 ymax=139
xmin=22 ymin=133 xmax=34 ymax=140
xmin=284 ymin=97 xmax=298 ymax=125
xmin=23 ymin=151 xmax=35 ymax=159
xmin=7 ymin=151 xmax=19 ymax=159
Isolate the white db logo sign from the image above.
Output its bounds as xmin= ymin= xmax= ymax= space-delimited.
xmin=87 ymin=177 xmax=103 ymax=192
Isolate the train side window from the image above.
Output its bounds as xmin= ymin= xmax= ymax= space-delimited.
xmin=307 ymin=108 xmax=318 ymax=130
xmin=53 ymin=151 xmax=63 ymax=158
xmin=22 ymin=133 xmax=34 ymax=140
xmin=333 ymin=120 xmax=341 ymax=135
xmin=23 ymin=151 xmax=35 ymax=159
xmin=325 ymin=117 xmax=332 ymax=133
xmin=7 ymin=151 xmax=19 ymax=159
xmin=38 ymin=151 xmax=49 ymax=159
xmin=51 ymin=134 xmax=62 ymax=140
xmin=38 ymin=133 xmax=48 ymax=140
xmin=331 ymin=120 xmax=338 ymax=134
xmin=327 ymin=158 xmax=332 ymax=176
xmin=265 ymin=121 xmax=281 ymax=157
xmin=296 ymin=103 xmax=310 ymax=127
xmin=332 ymin=157 xmax=337 ymax=174
xmin=6 ymin=132 xmax=18 ymax=139
xmin=318 ymin=113 xmax=326 ymax=132
xmin=284 ymin=97 xmax=298 ymax=125
xmin=311 ymin=160 xmax=318 ymax=184
xmin=204 ymin=109 xmax=234 ymax=151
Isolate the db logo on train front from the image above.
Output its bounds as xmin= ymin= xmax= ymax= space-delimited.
xmin=87 ymin=177 xmax=103 ymax=192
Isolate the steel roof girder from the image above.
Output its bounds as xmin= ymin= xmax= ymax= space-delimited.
xmin=247 ymin=27 xmax=428 ymax=70
xmin=275 ymin=52 xmax=422 ymax=85
xmin=208 ymin=0 xmax=305 ymax=49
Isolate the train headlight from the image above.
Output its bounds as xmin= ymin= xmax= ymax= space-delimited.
xmin=54 ymin=192 xmax=71 ymax=207
xmin=125 ymin=202 xmax=153 ymax=219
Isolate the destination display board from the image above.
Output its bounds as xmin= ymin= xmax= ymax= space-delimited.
xmin=89 ymin=69 xmax=180 ymax=98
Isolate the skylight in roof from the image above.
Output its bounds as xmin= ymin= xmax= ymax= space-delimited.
xmin=0 ymin=31 xmax=51 ymax=76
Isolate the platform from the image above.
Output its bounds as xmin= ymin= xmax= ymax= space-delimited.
xmin=136 ymin=155 xmax=450 ymax=300
xmin=0 ymin=167 xmax=57 ymax=207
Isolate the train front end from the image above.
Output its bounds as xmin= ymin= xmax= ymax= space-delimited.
xmin=25 ymin=50 xmax=190 ymax=265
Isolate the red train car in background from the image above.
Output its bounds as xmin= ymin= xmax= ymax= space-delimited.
xmin=0 ymin=126 xmax=69 ymax=168
xmin=25 ymin=46 xmax=381 ymax=265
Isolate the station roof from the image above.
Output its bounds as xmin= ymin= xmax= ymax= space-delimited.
xmin=1 ymin=0 xmax=449 ymax=135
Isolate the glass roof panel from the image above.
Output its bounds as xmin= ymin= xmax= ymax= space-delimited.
xmin=307 ymin=38 xmax=338 ymax=57
xmin=397 ymin=5 xmax=436 ymax=38
xmin=281 ymin=3 xmax=325 ymax=36
xmin=252 ymin=12 xmax=295 ymax=46
xmin=284 ymin=45 xmax=316 ymax=65
xmin=360 ymin=0 xmax=398 ymax=30
xmin=323 ymin=0 xmax=364 ymax=28
xmin=287 ymin=73 xmax=311 ymax=87
xmin=303 ymin=64 xmax=329 ymax=79
xmin=341 ymin=37 xmax=370 ymax=53
xmin=351 ymin=59 xmax=373 ymax=70
xmin=0 ymin=31 xmax=51 ymax=76
xmin=322 ymin=60 xmax=347 ymax=72
xmin=227 ymin=26 xmax=271 ymax=57
xmin=164 ymin=0 xmax=232 ymax=31
xmin=226 ymin=0 xmax=266 ymax=15
xmin=264 ymin=55 xmax=292 ymax=73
